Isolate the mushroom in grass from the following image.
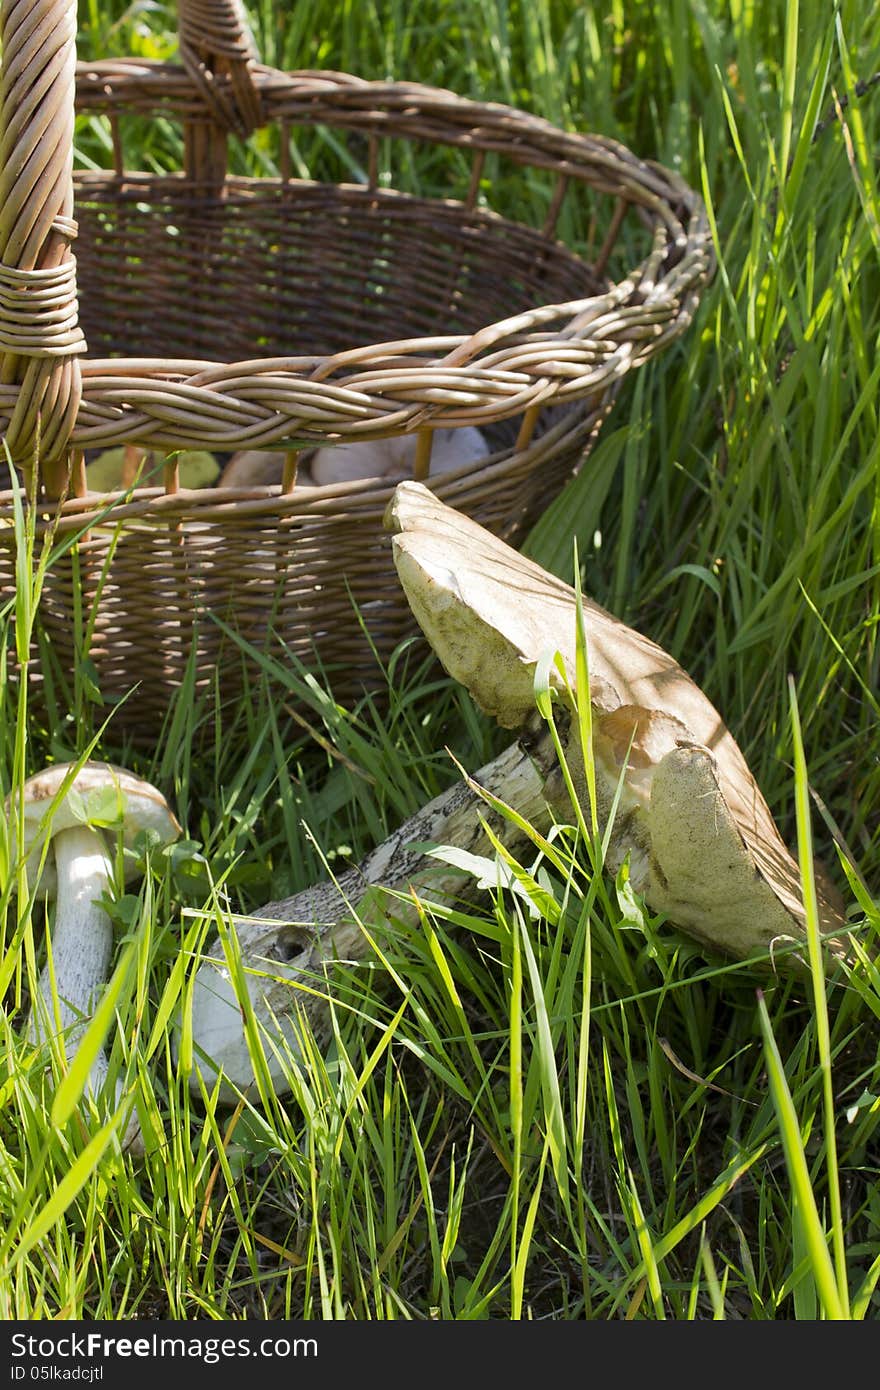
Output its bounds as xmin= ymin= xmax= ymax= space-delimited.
xmin=185 ymin=736 xmax=556 ymax=1098
xmin=184 ymin=484 xmax=850 ymax=1100
xmin=386 ymin=483 xmax=849 ymax=961
xmin=7 ymin=762 xmax=181 ymax=1147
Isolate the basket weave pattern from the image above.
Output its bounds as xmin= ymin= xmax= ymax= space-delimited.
xmin=0 ymin=0 xmax=713 ymax=736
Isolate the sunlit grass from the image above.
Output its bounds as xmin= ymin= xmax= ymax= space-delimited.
xmin=0 ymin=0 xmax=878 ymax=1321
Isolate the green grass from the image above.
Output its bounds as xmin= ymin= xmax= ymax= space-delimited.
xmin=1 ymin=0 xmax=879 ymax=1320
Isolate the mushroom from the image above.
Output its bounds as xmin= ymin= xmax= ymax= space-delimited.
xmin=7 ymin=761 xmax=181 ymax=1148
xmin=310 ymin=426 xmax=489 ymax=486
xmin=385 ymin=482 xmax=849 ymax=960
xmin=85 ymin=448 xmax=220 ymax=492
xmin=185 ymin=735 xmax=557 ymax=1098
xmin=218 ymin=450 xmax=315 ymax=488
xmin=422 ymin=426 xmax=490 ymax=475
xmin=217 ymin=429 xmax=490 ymax=490
xmin=183 ymin=481 xmax=850 ymax=1100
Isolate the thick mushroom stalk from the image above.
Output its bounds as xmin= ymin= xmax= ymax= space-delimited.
xmin=187 ymin=733 xmax=559 ymax=1099
xmin=184 ymin=482 xmax=850 ymax=1098
xmin=8 ymin=763 xmax=181 ymax=1151
xmin=27 ymin=823 xmax=115 ymax=1050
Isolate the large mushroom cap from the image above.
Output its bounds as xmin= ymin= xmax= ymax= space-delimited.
xmin=6 ymin=761 xmax=182 ymax=896
xmin=384 ymin=481 xmax=675 ymax=726
xmin=384 ymin=481 xmax=847 ymax=943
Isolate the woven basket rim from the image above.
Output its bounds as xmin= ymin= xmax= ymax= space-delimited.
xmin=76 ymin=60 xmax=705 ymax=225
xmin=0 ymin=8 xmax=714 ymax=495
xmin=57 ymin=64 xmax=715 ymax=464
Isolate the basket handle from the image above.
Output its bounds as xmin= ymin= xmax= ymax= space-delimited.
xmin=0 ymin=0 xmax=85 ymax=495
xmin=177 ymin=0 xmax=263 ymax=138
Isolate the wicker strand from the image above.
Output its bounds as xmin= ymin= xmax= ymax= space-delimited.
xmin=177 ymin=0 xmax=262 ymax=137
xmin=0 ymin=257 xmax=85 ymax=355
xmin=0 ymin=0 xmax=83 ymax=488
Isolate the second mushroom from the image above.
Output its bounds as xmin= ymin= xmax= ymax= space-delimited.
xmin=7 ymin=761 xmax=180 ymax=1145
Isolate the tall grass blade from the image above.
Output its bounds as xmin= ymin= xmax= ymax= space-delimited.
xmin=757 ymin=992 xmax=846 ymax=1320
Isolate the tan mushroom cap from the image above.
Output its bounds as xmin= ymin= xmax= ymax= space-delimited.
xmin=385 ymin=481 xmax=846 ymax=939
xmin=6 ymin=761 xmax=182 ymax=896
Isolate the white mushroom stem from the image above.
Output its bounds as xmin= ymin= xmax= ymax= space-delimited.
xmin=26 ymin=824 xmax=137 ymax=1145
xmin=27 ymin=824 xmax=114 ymax=1049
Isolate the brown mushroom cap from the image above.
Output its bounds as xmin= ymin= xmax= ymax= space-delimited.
xmin=385 ymin=481 xmax=847 ymax=939
xmin=6 ymin=761 xmax=182 ymax=896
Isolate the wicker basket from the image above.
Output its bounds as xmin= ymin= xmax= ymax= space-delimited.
xmin=0 ymin=0 xmax=713 ymax=742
